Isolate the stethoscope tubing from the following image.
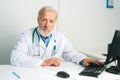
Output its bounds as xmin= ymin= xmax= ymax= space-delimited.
xmin=32 ymin=27 xmax=56 ymax=56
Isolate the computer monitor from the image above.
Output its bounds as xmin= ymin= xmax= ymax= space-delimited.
xmin=105 ymin=30 xmax=120 ymax=74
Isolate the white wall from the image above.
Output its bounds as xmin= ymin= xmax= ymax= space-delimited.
xmin=0 ymin=0 xmax=120 ymax=64
xmin=58 ymin=0 xmax=120 ymax=52
xmin=0 ymin=0 xmax=58 ymax=64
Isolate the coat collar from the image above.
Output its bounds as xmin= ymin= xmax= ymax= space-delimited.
xmin=35 ymin=27 xmax=56 ymax=49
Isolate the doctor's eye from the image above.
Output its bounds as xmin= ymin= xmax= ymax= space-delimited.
xmin=41 ymin=19 xmax=47 ymax=22
xmin=50 ymin=20 xmax=54 ymax=23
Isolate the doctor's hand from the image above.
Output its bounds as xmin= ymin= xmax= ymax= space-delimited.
xmin=82 ymin=58 xmax=102 ymax=67
xmin=41 ymin=57 xmax=61 ymax=67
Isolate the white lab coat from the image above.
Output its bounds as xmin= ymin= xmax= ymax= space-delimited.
xmin=10 ymin=27 xmax=87 ymax=67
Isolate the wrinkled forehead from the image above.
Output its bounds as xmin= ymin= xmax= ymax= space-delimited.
xmin=39 ymin=11 xmax=57 ymax=21
xmin=38 ymin=8 xmax=57 ymax=20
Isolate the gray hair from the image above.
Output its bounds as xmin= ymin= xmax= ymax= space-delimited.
xmin=38 ymin=6 xmax=57 ymax=19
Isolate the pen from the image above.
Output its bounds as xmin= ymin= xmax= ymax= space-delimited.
xmin=12 ymin=71 xmax=21 ymax=79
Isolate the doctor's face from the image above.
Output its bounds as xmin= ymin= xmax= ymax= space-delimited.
xmin=37 ymin=11 xmax=57 ymax=37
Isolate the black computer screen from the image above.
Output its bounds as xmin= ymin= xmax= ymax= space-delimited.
xmin=105 ymin=30 xmax=120 ymax=64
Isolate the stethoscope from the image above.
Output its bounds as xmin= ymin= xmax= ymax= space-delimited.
xmin=32 ymin=27 xmax=56 ymax=56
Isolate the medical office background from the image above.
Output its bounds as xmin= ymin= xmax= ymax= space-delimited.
xmin=0 ymin=0 xmax=120 ymax=64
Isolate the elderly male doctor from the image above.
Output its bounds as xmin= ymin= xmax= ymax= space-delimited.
xmin=10 ymin=6 xmax=101 ymax=67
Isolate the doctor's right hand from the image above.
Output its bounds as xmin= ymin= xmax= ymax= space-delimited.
xmin=41 ymin=57 xmax=61 ymax=67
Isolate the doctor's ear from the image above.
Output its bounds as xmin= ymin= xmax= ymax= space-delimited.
xmin=37 ymin=17 xmax=41 ymax=25
xmin=37 ymin=17 xmax=40 ymax=22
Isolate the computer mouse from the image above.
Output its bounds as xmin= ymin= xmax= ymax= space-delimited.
xmin=56 ymin=71 xmax=70 ymax=78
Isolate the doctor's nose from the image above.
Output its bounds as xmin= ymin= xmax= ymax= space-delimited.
xmin=45 ymin=21 xmax=49 ymax=27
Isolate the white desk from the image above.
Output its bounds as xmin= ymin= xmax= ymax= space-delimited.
xmin=80 ymin=50 xmax=107 ymax=60
xmin=0 ymin=62 xmax=120 ymax=80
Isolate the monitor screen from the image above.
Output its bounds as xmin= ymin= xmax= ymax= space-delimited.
xmin=105 ymin=30 xmax=120 ymax=64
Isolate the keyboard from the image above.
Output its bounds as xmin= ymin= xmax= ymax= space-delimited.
xmin=79 ymin=64 xmax=106 ymax=77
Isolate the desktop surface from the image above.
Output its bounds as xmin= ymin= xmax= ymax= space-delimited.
xmin=0 ymin=62 xmax=120 ymax=80
xmin=80 ymin=50 xmax=107 ymax=60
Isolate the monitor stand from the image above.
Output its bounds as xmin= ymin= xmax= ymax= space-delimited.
xmin=105 ymin=59 xmax=120 ymax=75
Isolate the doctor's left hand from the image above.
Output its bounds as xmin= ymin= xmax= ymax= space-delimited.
xmin=41 ymin=57 xmax=61 ymax=67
